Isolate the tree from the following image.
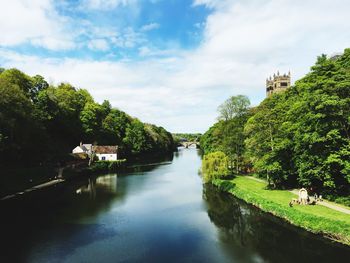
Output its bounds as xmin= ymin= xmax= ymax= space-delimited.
xmin=123 ymin=119 xmax=150 ymax=154
xmin=243 ymin=49 xmax=350 ymax=193
xmin=0 ymin=68 xmax=34 ymax=100
xmin=201 ymin=49 xmax=350 ymax=197
xmin=31 ymin=75 xmax=49 ymax=101
xmin=218 ymin=95 xmax=250 ymax=121
xmin=287 ymin=51 xmax=350 ymax=194
xmin=101 ymin=109 xmax=129 ymax=144
xmin=0 ymin=67 xmax=176 ymax=168
xmin=80 ymin=102 xmax=104 ymax=140
xmin=202 ymin=151 xmax=230 ymax=182
xmin=217 ymin=95 xmax=251 ymax=174
xmin=244 ymin=93 xmax=294 ymax=187
xmin=0 ymin=78 xmax=46 ymax=165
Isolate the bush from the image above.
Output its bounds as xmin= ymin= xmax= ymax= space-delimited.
xmin=89 ymin=160 xmax=126 ymax=172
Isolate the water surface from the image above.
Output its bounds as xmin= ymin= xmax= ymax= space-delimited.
xmin=1 ymin=148 xmax=349 ymax=262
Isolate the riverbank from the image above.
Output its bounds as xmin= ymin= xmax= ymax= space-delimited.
xmin=212 ymin=176 xmax=350 ymax=246
xmin=0 ymin=160 xmax=126 ymax=201
xmin=0 ymin=152 xmax=175 ymax=201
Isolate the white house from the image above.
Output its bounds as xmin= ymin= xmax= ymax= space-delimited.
xmin=94 ymin=146 xmax=118 ymax=161
xmin=72 ymin=143 xmax=92 ymax=155
xmin=72 ymin=143 xmax=118 ymax=161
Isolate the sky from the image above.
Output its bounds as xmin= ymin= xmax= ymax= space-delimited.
xmin=1 ymin=0 xmax=350 ymax=133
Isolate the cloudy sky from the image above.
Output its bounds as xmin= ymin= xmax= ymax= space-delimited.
xmin=1 ymin=0 xmax=349 ymax=132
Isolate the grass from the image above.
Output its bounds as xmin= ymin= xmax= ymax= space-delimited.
xmin=212 ymin=176 xmax=350 ymax=246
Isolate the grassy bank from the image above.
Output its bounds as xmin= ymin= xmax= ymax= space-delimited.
xmin=212 ymin=176 xmax=350 ymax=246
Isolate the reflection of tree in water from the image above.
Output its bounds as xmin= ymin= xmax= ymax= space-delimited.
xmin=174 ymin=151 xmax=180 ymax=158
xmin=174 ymin=148 xmax=202 ymax=159
xmin=76 ymin=174 xmax=118 ymax=199
xmin=129 ymin=151 xmax=174 ymax=166
xmin=203 ymin=184 xmax=350 ymax=263
xmin=0 ymin=158 xmax=172 ymax=263
xmin=65 ymin=153 xmax=175 ymax=220
xmin=203 ymin=184 xmax=247 ymax=245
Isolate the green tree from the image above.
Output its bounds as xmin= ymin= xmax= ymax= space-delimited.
xmin=0 ymin=78 xmax=46 ymax=164
xmin=217 ymin=95 xmax=251 ymax=174
xmin=244 ymin=93 xmax=294 ymax=187
xmin=0 ymin=68 xmax=35 ymax=100
xmin=287 ymin=51 xmax=350 ymax=194
xmin=202 ymin=151 xmax=230 ymax=182
xmin=123 ymin=119 xmax=150 ymax=154
xmin=101 ymin=109 xmax=129 ymax=144
xmin=0 ymin=67 xmax=176 ymax=168
xmin=218 ymin=95 xmax=250 ymax=121
xmin=80 ymin=102 xmax=104 ymax=140
xmin=31 ymin=75 xmax=49 ymax=101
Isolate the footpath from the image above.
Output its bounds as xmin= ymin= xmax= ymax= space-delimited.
xmin=247 ymin=176 xmax=350 ymax=215
xmin=0 ymin=178 xmax=65 ymax=201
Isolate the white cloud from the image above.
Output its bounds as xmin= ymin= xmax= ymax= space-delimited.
xmin=141 ymin=23 xmax=160 ymax=32
xmin=88 ymin=39 xmax=110 ymax=51
xmin=0 ymin=0 xmax=75 ymax=50
xmin=0 ymin=48 xmax=216 ymax=132
xmin=81 ymin=0 xmax=136 ymax=10
xmin=2 ymin=0 xmax=350 ymax=132
xmin=192 ymin=0 xmax=228 ymax=9
xmin=138 ymin=46 xmax=152 ymax=56
xmin=189 ymin=0 xmax=350 ymax=106
xmin=110 ymin=27 xmax=146 ymax=48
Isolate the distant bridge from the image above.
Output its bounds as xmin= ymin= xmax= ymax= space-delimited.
xmin=179 ymin=141 xmax=200 ymax=148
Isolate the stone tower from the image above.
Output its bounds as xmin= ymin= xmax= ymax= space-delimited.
xmin=266 ymin=71 xmax=291 ymax=97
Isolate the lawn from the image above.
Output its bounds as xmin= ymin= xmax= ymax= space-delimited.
xmin=212 ymin=176 xmax=350 ymax=246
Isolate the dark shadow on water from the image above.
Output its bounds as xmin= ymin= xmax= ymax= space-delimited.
xmin=203 ymin=184 xmax=350 ymax=263
xmin=0 ymin=174 xmax=122 ymax=262
xmin=0 ymin=157 xmax=171 ymax=263
xmin=1 ymin=149 xmax=349 ymax=263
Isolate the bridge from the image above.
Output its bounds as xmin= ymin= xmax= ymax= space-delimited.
xmin=179 ymin=141 xmax=200 ymax=148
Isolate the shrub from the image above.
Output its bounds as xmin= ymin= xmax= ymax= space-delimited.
xmin=89 ymin=160 xmax=126 ymax=172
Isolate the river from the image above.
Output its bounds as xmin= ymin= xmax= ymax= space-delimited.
xmin=1 ymin=148 xmax=349 ymax=263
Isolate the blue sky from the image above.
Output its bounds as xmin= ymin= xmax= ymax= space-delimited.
xmin=4 ymin=1 xmax=209 ymax=59
xmin=1 ymin=0 xmax=350 ymax=132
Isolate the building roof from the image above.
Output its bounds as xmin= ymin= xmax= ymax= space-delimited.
xmin=93 ymin=146 xmax=118 ymax=154
xmin=80 ymin=146 xmax=88 ymax=152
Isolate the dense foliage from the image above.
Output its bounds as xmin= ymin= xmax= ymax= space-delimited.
xmin=201 ymin=49 xmax=350 ymax=198
xmin=0 ymin=68 xmax=175 ymax=167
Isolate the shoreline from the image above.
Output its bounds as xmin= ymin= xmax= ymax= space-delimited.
xmin=212 ymin=177 xmax=350 ymax=246
xmin=0 ymin=153 xmax=174 ymax=202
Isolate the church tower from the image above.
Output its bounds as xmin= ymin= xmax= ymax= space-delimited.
xmin=266 ymin=71 xmax=291 ymax=97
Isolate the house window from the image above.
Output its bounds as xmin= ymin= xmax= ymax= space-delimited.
xmin=102 ymin=156 xmax=106 ymax=161
xmin=280 ymin=82 xmax=288 ymax=86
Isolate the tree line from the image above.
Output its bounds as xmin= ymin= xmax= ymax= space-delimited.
xmin=172 ymin=133 xmax=202 ymax=144
xmin=201 ymin=49 xmax=350 ymax=200
xmin=0 ymin=68 xmax=175 ymax=167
